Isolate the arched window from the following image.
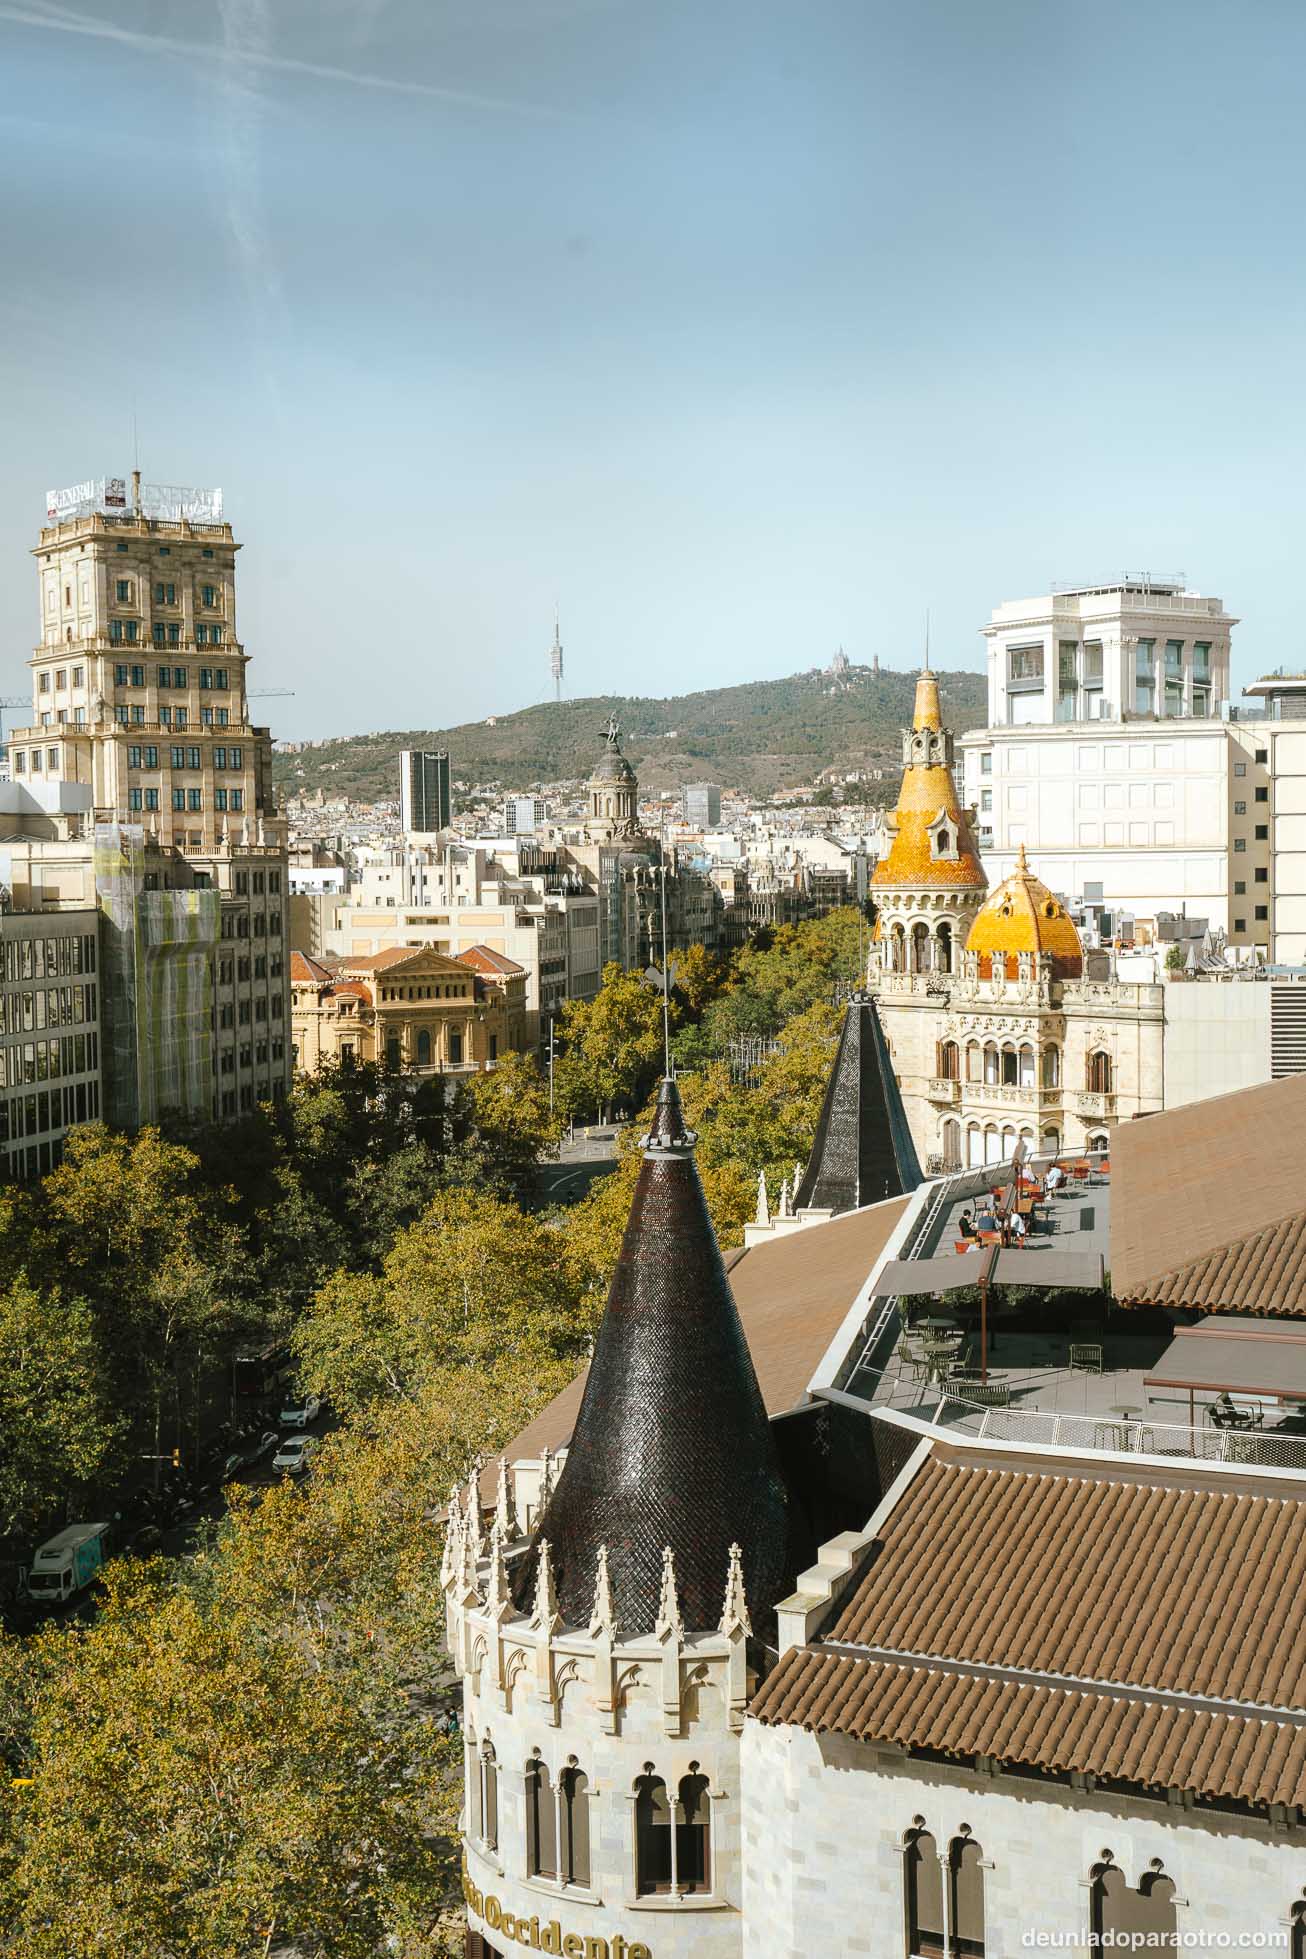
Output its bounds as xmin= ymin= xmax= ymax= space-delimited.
xmin=1017 ymin=1044 xmax=1035 ymax=1088
xmin=385 ymin=1036 xmax=401 ymax=1070
xmin=525 ymin=1756 xmax=557 ymax=1879
xmin=1087 ymin=1049 xmax=1113 ymax=1094
xmin=416 ymin=1027 xmax=432 ymax=1067
xmin=471 ymin=1739 xmax=497 ymax=1850
xmin=1000 ymin=1045 xmax=1018 ymax=1086
xmin=1087 ymin=1131 xmax=1109 ymax=1154
xmin=911 ymin=922 xmax=930 ymax=974
xmin=904 ymin=1824 xmax=944 ymax=1958
xmin=984 ymin=1125 xmax=1001 ymax=1164
xmin=949 ymin=1832 xmax=985 ymax=1957
xmin=556 ymin=1763 xmax=590 ymax=1885
xmin=635 ymin=1772 xmax=671 ymax=1895
xmin=965 ymin=1041 xmax=981 ymax=1083
xmin=938 ymin=1040 xmax=960 ymax=1081
xmin=937 ymin=922 xmax=954 ymax=973
xmin=676 ymin=1771 xmax=711 ymax=1894
xmin=1090 ymin=1855 xmax=1177 ymax=1953
xmin=966 ymin=1123 xmax=982 ymax=1169
xmin=1041 ymin=1044 xmax=1060 ymax=1089
xmin=1000 ymin=1125 xmax=1017 ymax=1159
xmin=635 ymin=1767 xmax=711 ymax=1897
xmin=983 ymin=1043 xmax=999 ymax=1086
xmin=941 ymin=1119 xmax=961 ymax=1171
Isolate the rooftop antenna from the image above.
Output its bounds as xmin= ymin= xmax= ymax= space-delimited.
xmin=923 ymin=608 xmax=931 ymax=672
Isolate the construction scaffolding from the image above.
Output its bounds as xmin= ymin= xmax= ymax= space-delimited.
xmin=94 ymin=825 xmax=219 ymax=1129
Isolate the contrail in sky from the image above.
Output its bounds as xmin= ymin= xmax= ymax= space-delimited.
xmin=0 ymin=0 xmax=574 ymax=120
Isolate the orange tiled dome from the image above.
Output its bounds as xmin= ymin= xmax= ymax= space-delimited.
xmin=870 ymin=671 xmax=987 ymax=892
xmin=965 ymin=847 xmax=1083 ymax=978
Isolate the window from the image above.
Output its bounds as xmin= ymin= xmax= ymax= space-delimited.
xmin=1256 ymin=868 xmax=1268 ymax=882
xmin=214 ymin=747 xmax=227 ymax=769
xmin=1090 ymin=1857 xmax=1177 ymax=1954
xmin=202 ymin=546 xmax=214 ymax=558
xmin=130 ymin=664 xmax=144 ymax=686
xmin=54 ymin=668 xmax=66 ymax=690
xmin=230 ymin=789 xmax=243 ymax=811
xmin=904 ymin=1826 xmax=945 ymax=1958
xmin=72 ymin=666 xmax=83 ymax=687
xmin=635 ymin=1768 xmax=709 ymax=1897
xmin=938 ymin=1040 xmax=959 ymax=1081
xmin=217 ymin=708 xmax=229 ymax=727
xmin=215 ymin=668 xmax=229 ymax=690
xmin=131 ymin=704 xmax=145 ymax=725
xmin=110 ymin=619 xmax=123 ymax=645
xmin=187 ymin=789 xmax=202 ymax=811
xmin=196 ymin=624 xmax=208 ymax=645
xmin=144 ymin=745 xmax=158 ymax=768
xmin=1255 ymin=786 xmax=1268 ymax=803
xmin=1008 ymin=645 xmax=1043 ymax=685
xmin=415 ymin=1027 xmax=431 ymax=1066
xmin=145 ymin=788 xmax=159 ymax=811
xmin=1256 ymin=747 xmax=1268 ymax=763
xmin=215 ymin=789 xmax=227 ymax=812
xmin=168 ymin=622 xmax=180 ymax=646
xmin=1087 ymin=1050 xmax=1113 ymax=1094
xmin=949 ymin=1833 xmax=986 ymax=1958
xmin=152 ymin=624 xmax=166 ymax=648
xmin=129 ymin=745 xmax=142 ymax=769
xmin=129 ymin=788 xmax=143 ymax=812
xmin=1234 ymin=917 xmax=1246 ymax=932
xmin=175 ymin=708 xmax=188 ymax=728
xmin=201 ymin=707 xmax=213 ymax=726
xmin=1235 ymin=880 xmax=1246 ymax=895
xmin=1042 ymin=1044 xmax=1060 ymax=1089
xmin=1234 ymin=761 xmax=1246 ymax=777
xmin=1234 ymin=839 xmax=1246 ymax=853
xmin=449 ymin=1029 xmax=463 ymax=1066
xmin=1256 ymin=904 xmax=1269 ymax=921
xmin=1234 ymin=800 xmax=1246 ymax=814
xmin=115 ymin=579 xmax=132 ymax=602
xmin=525 ymin=1757 xmax=558 ymax=1879
xmin=187 ymin=745 xmax=201 ymax=770
xmin=199 ymin=667 xmax=213 ymax=689
xmin=172 ymin=789 xmax=185 ymax=812
xmin=471 ymin=1740 xmax=498 ymax=1850
xmin=201 ymin=583 xmax=216 ymax=607
xmin=980 ymin=751 xmax=992 ymax=774
xmin=125 ymin=622 xmax=138 ymax=644
xmin=229 ymin=745 xmax=242 ymax=769
xmin=115 ymin=706 xmax=129 ymax=726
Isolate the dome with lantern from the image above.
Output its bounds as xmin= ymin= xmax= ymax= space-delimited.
xmin=965 ymin=846 xmax=1084 ymax=979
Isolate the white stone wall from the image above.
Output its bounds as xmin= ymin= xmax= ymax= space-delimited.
xmin=741 ymin=1721 xmax=1302 ymax=1958
xmin=462 ymin=1639 xmax=745 ymax=1959
xmin=1161 ymin=981 xmax=1272 ymax=1107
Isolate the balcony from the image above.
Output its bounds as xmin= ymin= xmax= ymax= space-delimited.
xmin=969 ymin=1082 xmax=1040 ymax=1108
xmin=1074 ymin=1090 xmax=1116 ymax=1118
xmin=928 ymin=1076 xmax=961 ymax=1104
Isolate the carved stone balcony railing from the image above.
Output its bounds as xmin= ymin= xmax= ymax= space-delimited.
xmin=928 ymin=1076 xmax=961 ymax=1104
xmin=1073 ymin=1090 xmax=1116 ymax=1118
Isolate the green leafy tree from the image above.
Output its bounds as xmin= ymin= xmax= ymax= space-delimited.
xmin=552 ymin=962 xmax=673 ymax=1121
xmin=0 ymin=1279 xmax=122 ymax=1535
xmin=294 ymin=1187 xmax=593 ymax=1417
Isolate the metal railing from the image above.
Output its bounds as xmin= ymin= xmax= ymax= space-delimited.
xmin=932 ymin=1395 xmax=1306 ymax=1473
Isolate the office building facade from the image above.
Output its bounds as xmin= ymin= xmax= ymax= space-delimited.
xmin=400 ymin=749 xmax=452 ymax=834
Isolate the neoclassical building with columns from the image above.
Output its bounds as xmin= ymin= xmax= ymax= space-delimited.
xmin=869 ymin=671 xmax=1165 ymax=1169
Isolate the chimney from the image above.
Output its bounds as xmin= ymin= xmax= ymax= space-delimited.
xmin=131 ymin=470 xmax=141 ymax=516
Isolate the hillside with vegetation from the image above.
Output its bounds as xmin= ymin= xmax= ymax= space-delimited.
xmin=273 ymin=661 xmax=986 ymax=803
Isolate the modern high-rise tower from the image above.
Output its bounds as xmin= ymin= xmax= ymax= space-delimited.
xmin=399 ymin=749 xmax=451 ymax=834
xmin=549 ymin=614 xmax=563 ymax=702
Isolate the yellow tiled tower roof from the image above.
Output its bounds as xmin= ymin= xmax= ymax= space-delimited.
xmin=966 ymin=846 xmax=1084 ymax=979
xmin=871 ymin=670 xmax=987 ymax=892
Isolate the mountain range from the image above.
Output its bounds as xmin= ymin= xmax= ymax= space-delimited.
xmin=272 ymin=661 xmax=988 ymax=804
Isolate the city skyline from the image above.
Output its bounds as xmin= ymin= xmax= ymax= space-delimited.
xmin=4 ymin=0 xmax=1306 ymax=740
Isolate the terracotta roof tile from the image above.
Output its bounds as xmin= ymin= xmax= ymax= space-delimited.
xmin=825 ymin=1455 xmax=1306 ymax=1707
xmin=457 ymin=944 xmax=525 ymax=977
xmin=751 ymin=1653 xmax=1306 ymax=1810
xmin=290 ymin=951 xmax=334 ymax=984
xmin=1111 ymin=1072 xmax=1306 ymax=1306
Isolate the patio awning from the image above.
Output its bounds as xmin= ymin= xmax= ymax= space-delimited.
xmin=1144 ymin=1315 xmax=1306 ymax=1401
xmin=875 ymin=1246 xmax=1104 ymax=1298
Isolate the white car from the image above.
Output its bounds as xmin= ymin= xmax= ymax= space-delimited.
xmin=278 ymin=1395 xmax=322 ymax=1430
xmin=272 ymin=1435 xmax=318 ymax=1478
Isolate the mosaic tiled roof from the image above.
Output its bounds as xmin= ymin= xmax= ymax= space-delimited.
xmin=871 ymin=671 xmax=986 ymax=894
xmin=965 ymin=845 xmax=1083 ymax=977
xmin=524 ymin=1078 xmax=790 ymax=1638
xmin=795 ymin=999 xmax=923 ymax=1212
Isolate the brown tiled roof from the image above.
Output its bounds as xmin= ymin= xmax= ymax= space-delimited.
xmin=497 ymin=1199 xmax=910 ymax=1472
xmin=827 ymin=1454 xmax=1306 ymax=1703
xmin=1110 ymin=1072 xmax=1306 ymax=1308
xmin=751 ymin=1651 xmax=1306 ymax=1811
xmin=457 ymin=944 xmax=525 ymax=977
xmin=750 ymin=1446 xmax=1306 ymax=1807
xmin=1119 ymin=1211 xmax=1306 ymax=1316
xmin=290 ymin=951 xmax=334 ymax=984
xmin=341 ymin=947 xmax=430 ymax=973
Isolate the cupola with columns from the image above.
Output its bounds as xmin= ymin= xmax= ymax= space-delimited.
xmin=869 ymin=664 xmax=987 ymax=981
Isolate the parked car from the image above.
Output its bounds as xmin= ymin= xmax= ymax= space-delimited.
xmin=272 ymin=1435 xmax=318 ymax=1478
xmin=278 ymin=1394 xmax=322 ymax=1430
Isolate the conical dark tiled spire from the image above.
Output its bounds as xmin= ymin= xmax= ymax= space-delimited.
xmin=529 ymin=1078 xmax=789 ymax=1638
xmin=795 ymin=999 xmax=923 ymax=1213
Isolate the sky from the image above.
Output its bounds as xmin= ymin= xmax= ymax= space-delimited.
xmin=1 ymin=0 xmax=1304 ymax=743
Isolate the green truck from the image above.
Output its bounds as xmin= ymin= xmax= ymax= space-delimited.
xmin=26 ymin=1522 xmax=111 ymax=1606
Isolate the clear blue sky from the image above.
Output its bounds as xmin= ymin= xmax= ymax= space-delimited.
xmin=1 ymin=0 xmax=1303 ymax=741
